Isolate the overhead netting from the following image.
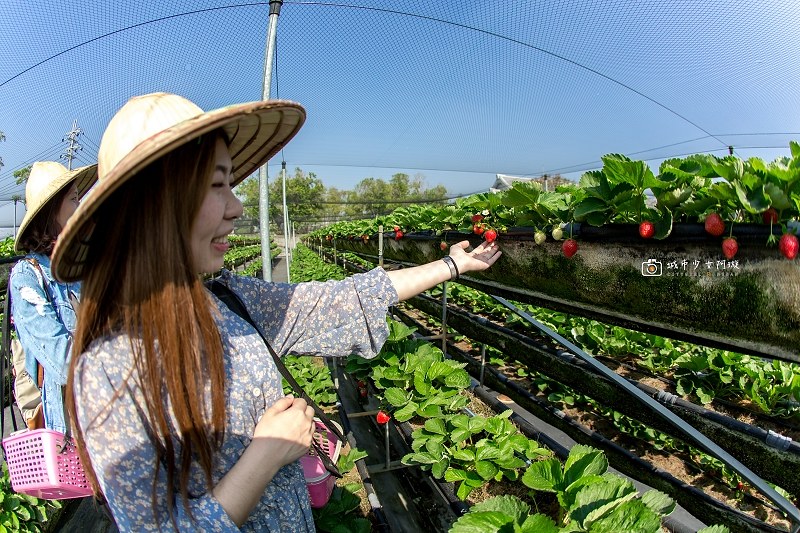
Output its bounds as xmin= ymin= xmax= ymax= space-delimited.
xmin=1 ymin=0 xmax=799 ymax=200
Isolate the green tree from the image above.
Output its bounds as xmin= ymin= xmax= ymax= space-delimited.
xmin=14 ymin=165 xmax=30 ymax=185
xmin=344 ymin=173 xmax=449 ymax=217
xmin=236 ymin=167 xmax=325 ymax=231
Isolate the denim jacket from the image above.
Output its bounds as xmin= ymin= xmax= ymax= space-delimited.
xmin=9 ymin=253 xmax=80 ymax=433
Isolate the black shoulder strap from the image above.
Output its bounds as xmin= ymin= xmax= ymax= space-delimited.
xmin=206 ymin=279 xmax=344 ymax=477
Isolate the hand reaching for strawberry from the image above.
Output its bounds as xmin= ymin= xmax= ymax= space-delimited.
xmin=385 ymin=240 xmax=502 ymax=301
xmin=448 ymin=240 xmax=502 ymax=275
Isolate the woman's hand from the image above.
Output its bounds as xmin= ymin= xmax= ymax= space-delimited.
xmin=448 ymin=240 xmax=502 ymax=275
xmin=213 ymin=395 xmax=315 ymax=526
xmin=386 ymin=239 xmax=502 ymax=301
xmin=254 ymin=395 xmax=315 ymax=465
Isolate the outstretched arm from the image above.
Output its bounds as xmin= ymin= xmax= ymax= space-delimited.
xmin=386 ymin=240 xmax=501 ymax=301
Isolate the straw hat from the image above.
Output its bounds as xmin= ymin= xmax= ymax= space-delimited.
xmin=52 ymin=92 xmax=306 ymax=282
xmin=14 ymin=161 xmax=98 ymax=252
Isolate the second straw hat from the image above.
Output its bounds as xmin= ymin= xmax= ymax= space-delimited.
xmin=52 ymin=92 xmax=305 ymax=282
xmin=14 ymin=161 xmax=98 ymax=252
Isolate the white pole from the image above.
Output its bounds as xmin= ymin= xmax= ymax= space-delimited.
xmin=282 ymin=161 xmax=290 ymax=277
xmin=258 ymin=0 xmax=283 ymax=281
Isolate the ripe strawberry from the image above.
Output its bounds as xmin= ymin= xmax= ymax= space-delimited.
xmin=473 ymin=225 xmax=485 ymax=235
xmin=484 ymin=229 xmax=497 ymax=242
xmin=534 ymin=230 xmax=546 ymax=245
xmin=359 ymin=388 xmax=368 ymax=398
xmin=639 ymin=220 xmax=655 ymax=239
xmin=722 ymin=237 xmax=738 ymax=259
xmin=704 ymin=213 xmax=725 ymax=237
xmin=562 ymin=238 xmax=578 ymax=258
xmin=357 ymin=380 xmax=367 ymax=388
xmin=376 ymin=411 xmax=391 ymax=424
xmin=735 ymin=481 xmax=744 ymax=491
xmin=779 ymin=233 xmax=799 ymax=260
xmin=762 ymin=207 xmax=779 ymax=225
xmin=439 ymin=241 xmax=448 ymax=251
xmin=393 ymin=225 xmax=400 ymax=232
xmin=551 ymin=227 xmax=563 ymax=240
xmin=394 ymin=230 xmax=404 ymax=240
xmin=471 ymin=214 xmax=484 ymax=223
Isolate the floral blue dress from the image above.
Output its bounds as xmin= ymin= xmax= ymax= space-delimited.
xmin=73 ymin=268 xmax=398 ymax=532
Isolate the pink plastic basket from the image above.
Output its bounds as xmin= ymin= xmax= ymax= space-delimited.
xmin=300 ymin=418 xmax=342 ymax=508
xmin=2 ymin=429 xmax=93 ymax=499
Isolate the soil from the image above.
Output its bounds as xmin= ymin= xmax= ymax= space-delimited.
xmin=396 ymin=302 xmax=797 ymax=532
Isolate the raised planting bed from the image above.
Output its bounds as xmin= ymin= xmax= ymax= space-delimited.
xmin=320 ymin=222 xmax=800 ymax=363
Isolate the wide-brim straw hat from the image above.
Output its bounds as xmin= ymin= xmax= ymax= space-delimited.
xmin=14 ymin=161 xmax=98 ymax=252
xmin=52 ymin=92 xmax=306 ymax=282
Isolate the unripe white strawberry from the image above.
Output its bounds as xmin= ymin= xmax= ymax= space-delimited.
xmin=551 ymin=227 xmax=563 ymax=240
xmin=534 ymin=231 xmax=546 ymax=245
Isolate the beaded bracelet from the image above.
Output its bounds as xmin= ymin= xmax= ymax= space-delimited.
xmin=441 ymin=255 xmax=460 ymax=280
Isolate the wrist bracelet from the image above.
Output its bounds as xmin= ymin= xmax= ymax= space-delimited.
xmin=441 ymin=255 xmax=460 ymax=280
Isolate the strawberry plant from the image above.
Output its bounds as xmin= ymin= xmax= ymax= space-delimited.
xmin=281 ymin=356 xmax=337 ymax=406
xmin=402 ymin=410 xmax=552 ymax=499
xmin=522 ymin=444 xmax=676 ymax=531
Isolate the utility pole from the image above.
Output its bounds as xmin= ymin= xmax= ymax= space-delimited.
xmin=258 ymin=0 xmax=283 ymax=281
xmin=12 ymin=194 xmax=21 ymax=238
xmin=61 ymin=119 xmax=83 ymax=170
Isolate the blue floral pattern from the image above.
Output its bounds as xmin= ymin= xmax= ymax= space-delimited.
xmin=73 ymin=268 xmax=398 ymax=531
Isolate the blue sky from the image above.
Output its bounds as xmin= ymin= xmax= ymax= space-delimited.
xmin=1 ymin=0 xmax=799 ymax=234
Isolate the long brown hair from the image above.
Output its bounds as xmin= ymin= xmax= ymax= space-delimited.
xmin=66 ymin=133 xmax=228 ymax=528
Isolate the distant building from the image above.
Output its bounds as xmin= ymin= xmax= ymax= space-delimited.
xmin=490 ymin=173 xmax=572 ymax=193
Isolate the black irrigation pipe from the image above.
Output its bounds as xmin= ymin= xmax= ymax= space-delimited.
xmin=591 ymin=353 xmax=800 ymax=434
xmin=389 ymin=305 xmax=787 ymax=533
xmin=491 ymin=295 xmax=800 ymax=531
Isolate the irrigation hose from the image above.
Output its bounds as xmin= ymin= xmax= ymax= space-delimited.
xmin=490 ymin=294 xmax=800 ymax=529
xmin=393 ymin=305 xmax=783 ymax=533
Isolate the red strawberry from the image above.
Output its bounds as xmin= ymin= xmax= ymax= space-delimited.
xmin=735 ymin=481 xmax=744 ymax=491
xmin=484 ymin=229 xmax=497 ymax=242
xmin=762 ymin=207 xmax=779 ymax=225
xmin=473 ymin=225 xmax=485 ymax=235
xmin=376 ymin=411 xmax=391 ymax=424
xmin=639 ymin=220 xmax=655 ymax=239
xmin=779 ymin=233 xmax=799 ymax=260
xmin=393 ymin=225 xmax=400 ymax=232
xmin=704 ymin=213 xmax=725 ymax=237
xmin=439 ymin=241 xmax=448 ymax=251
xmin=471 ymin=214 xmax=484 ymax=223
xmin=359 ymin=388 xmax=368 ymax=398
xmin=562 ymin=238 xmax=578 ymax=258
xmin=394 ymin=230 xmax=404 ymax=240
xmin=722 ymin=237 xmax=738 ymax=259
xmin=357 ymin=380 xmax=367 ymax=388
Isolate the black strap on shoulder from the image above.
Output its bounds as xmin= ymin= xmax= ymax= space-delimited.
xmin=206 ymin=279 xmax=344 ymax=477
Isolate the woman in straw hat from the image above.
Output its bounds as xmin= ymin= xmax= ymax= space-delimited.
xmin=9 ymin=160 xmax=97 ymax=433
xmin=51 ymin=92 xmax=500 ymax=531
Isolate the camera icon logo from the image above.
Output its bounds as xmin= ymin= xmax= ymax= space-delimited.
xmin=641 ymin=259 xmax=662 ymax=277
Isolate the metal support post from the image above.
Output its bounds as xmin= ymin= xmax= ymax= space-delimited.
xmin=479 ymin=344 xmax=487 ymax=387
xmin=378 ymin=225 xmax=384 ymax=267
xmin=441 ymin=281 xmax=448 ymax=357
